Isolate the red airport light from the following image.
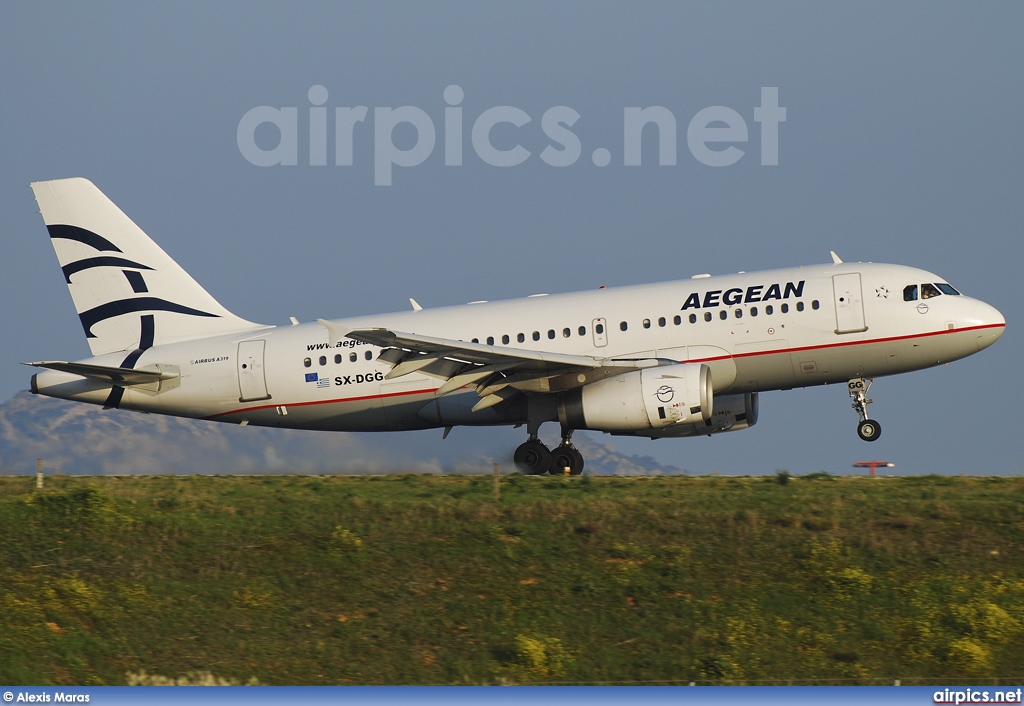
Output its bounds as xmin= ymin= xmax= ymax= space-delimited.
xmin=853 ymin=461 xmax=895 ymax=477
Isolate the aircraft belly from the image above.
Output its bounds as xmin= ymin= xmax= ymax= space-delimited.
xmin=417 ymin=390 xmax=528 ymax=427
xmin=381 ymin=377 xmax=437 ymax=429
xmin=215 ymin=397 xmax=389 ymax=432
xmin=784 ymin=328 xmax=979 ymax=386
xmin=732 ymin=341 xmax=795 ymax=391
xmin=887 ymin=328 xmax=979 ymax=370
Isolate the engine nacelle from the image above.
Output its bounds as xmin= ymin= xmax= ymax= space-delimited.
xmin=620 ymin=391 xmax=758 ymax=438
xmin=700 ymin=391 xmax=759 ymax=434
xmin=558 ymin=363 xmax=712 ymax=432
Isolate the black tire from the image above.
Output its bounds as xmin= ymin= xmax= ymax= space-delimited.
xmin=514 ymin=441 xmax=552 ymax=475
xmin=857 ymin=419 xmax=881 ymax=442
xmin=550 ymin=445 xmax=585 ymax=476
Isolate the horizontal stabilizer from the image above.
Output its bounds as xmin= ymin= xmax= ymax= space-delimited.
xmin=24 ymin=360 xmax=179 ymax=386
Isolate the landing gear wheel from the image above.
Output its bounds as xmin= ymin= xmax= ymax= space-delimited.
xmin=514 ymin=440 xmax=552 ymax=475
xmin=550 ymin=445 xmax=585 ymax=476
xmin=857 ymin=419 xmax=881 ymax=442
xmin=848 ymin=378 xmax=881 ymax=442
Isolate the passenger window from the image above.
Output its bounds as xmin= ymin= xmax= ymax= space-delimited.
xmin=750 ymin=307 xmax=758 ymax=317
xmin=797 ymin=301 xmax=804 ymax=312
xmin=334 ymin=354 xmax=342 ymax=364
xmin=319 ymin=356 xmax=327 ymax=366
xmin=765 ymin=305 xmax=774 ymax=315
xmin=303 ymin=357 xmax=312 ymax=368
xmin=734 ymin=309 xmax=742 ymax=319
xmin=472 ymin=338 xmax=479 ymax=344
xmin=595 ymin=323 xmax=604 ymax=334
xmin=903 ymin=285 xmax=918 ymax=301
xmin=548 ymin=329 xmax=556 ymax=339
xmin=350 ymin=352 xmax=357 ymax=362
xmin=562 ymin=328 xmax=571 ymax=338
xmin=719 ymin=310 xmax=727 ymax=320
xmin=533 ymin=331 xmax=540 ymax=341
xmin=658 ymin=317 xmax=666 ymax=327
xmin=487 ymin=336 xmax=494 ymax=345
xmin=517 ymin=333 xmax=525 ymax=343
xmin=365 ymin=350 xmax=373 ymax=360
xmin=921 ymin=283 xmax=941 ymax=299
xmin=689 ymin=314 xmax=697 ymax=324
xmin=643 ymin=319 xmax=651 ymax=329
xmin=704 ymin=312 xmax=712 ymax=322
xmin=781 ymin=303 xmax=789 ymax=313
xmin=502 ymin=334 xmax=510 ymax=344
xmin=620 ymin=321 xmax=628 ymax=331
xmin=673 ymin=315 xmax=681 ymax=325
xmin=812 ymin=300 xmax=820 ymax=310
xmin=578 ymin=325 xmax=586 ymax=336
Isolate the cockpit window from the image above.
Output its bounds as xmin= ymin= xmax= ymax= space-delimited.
xmin=903 ymin=285 xmax=918 ymax=301
xmin=935 ymin=283 xmax=960 ymax=296
xmin=921 ymin=283 xmax=941 ymax=299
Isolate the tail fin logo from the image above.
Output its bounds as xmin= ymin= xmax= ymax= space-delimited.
xmin=33 ymin=177 xmax=267 ymax=357
xmin=48 ymin=222 xmax=220 ymax=340
xmin=78 ymin=296 xmax=219 ymax=339
xmin=47 ymin=224 xmax=121 ymax=252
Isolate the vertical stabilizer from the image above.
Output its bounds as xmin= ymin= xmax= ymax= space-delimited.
xmin=31 ymin=178 xmax=267 ymax=356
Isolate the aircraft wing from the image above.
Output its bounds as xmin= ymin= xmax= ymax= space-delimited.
xmin=317 ymin=320 xmax=661 ymax=410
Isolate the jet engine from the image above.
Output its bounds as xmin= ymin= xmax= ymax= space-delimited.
xmin=613 ymin=391 xmax=759 ymax=438
xmin=696 ymin=391 xmax=758 ymax=434
xmin=557 ymin=363 xmax=712 ymax=433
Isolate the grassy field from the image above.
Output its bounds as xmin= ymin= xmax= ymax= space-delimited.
xmin=1 ymin=472 xmax=1022 ymax=686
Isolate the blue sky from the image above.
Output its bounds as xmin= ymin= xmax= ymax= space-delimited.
xmin=1 ymin=2 xmax=1021 ymax=474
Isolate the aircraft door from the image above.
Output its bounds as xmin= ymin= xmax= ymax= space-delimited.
xmin=592 ymin=318 xmax=608 ymax=347
xmin=237 ymin=340 xmax=271 ymax=402
xmin=833 ymin=273 xmax=867 ymax=334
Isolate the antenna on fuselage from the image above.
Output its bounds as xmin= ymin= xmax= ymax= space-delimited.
xmin=830 ymin=251 xmax=843 ymax=264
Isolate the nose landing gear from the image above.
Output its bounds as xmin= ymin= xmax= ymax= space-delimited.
xmin=848 ymin=377 xmax=882 ymax=442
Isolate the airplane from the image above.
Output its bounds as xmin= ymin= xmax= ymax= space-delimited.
xmin=25 ymin=178 xmax=1005 ymax=475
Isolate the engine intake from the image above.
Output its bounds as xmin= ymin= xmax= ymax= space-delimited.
xmin=558 ymin=363 xmax=712 ymax=432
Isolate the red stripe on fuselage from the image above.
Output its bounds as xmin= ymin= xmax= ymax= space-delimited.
xmin=208 ymin=323 xmax=1004 ymax=418
xmin=208 ymin=386 xmax=437 ymax=419
xmin=690 ymin=323 xmax=1004 ymax=363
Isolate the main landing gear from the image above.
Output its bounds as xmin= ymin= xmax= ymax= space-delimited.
xmin=514 ymin=427 xmax=585 ymax=475
xmin=848 ymin=377 xmax=882 ymax=442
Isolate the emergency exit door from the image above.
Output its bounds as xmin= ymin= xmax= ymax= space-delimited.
xmin=833 ymin=273 xmax=867 ymax=334
xmin=237 ymin=340 xmax=271 ymax=402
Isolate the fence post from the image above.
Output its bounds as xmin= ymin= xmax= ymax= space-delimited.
xmin=493 ymin=463 xmax=500 ymax=501
xmin=36 ymin=458 xmax=44 ymax=490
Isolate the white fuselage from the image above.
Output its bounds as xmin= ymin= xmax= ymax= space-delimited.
xmin=32 ymin=261 xmax=1005 ymax=436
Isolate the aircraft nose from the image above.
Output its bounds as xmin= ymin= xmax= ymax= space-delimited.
xmin=972 ymin=301 xmax=1005 ymax=352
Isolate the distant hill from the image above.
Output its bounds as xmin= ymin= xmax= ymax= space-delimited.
xmin=0 ymin=391 xmax=683 ymax=476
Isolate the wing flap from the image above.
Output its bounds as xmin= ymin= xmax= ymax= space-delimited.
xmin=314 ymin=320 xmax=669 ymax=411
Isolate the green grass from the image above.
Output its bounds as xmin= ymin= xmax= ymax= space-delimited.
xmin=1 ymin=473 xmax=1023 ymax=685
